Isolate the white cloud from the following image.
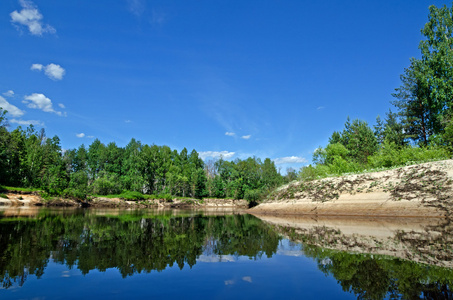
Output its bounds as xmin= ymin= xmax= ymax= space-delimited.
xmin=44 ymin=63 xmax=65 ymax=80
xmin=242 ymin=276 xmax=252 ymax=283
xmin=317 ymin=106 xmax=325 ymax=110
xmin=241 ymin=135 xmax=251 ymax=140
xmin=31 ymin=63 xmax=43 ymax=71
xmin=0 ymin=96 xmax=25 ymax=117
xmin=76 ymin=133 xmax=85 ymax=138
xmin=87 ymin=135 xmax=95 ymax=139
xmin=125 ymin=120 xmax=132 ymax=123
xmin=3 ymin=90 xmax=15 ymax=97
xmin=23 ymin=93 xmax=64 ymax=116
xmin=58 ymin=103 xmax=65 ymax=109
xmin=10 ymin=0 xmax=56 ymax=36
xmin=273 ymin=156 xmax=308 ymax=165
xmin=31 ymin=63 xmax=65 ymax=80
xmin=225 ymin=132 xmax=235 ymax=136
xmin=10 ymin=118 xmax=44 ymax=127
xmin=199 ymin=151 xmax=235 ymax=160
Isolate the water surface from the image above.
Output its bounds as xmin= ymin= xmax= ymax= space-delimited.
xmin=0 ymin=208 xmax=451 ymax=299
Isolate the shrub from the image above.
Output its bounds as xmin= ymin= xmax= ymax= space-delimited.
xmin=90 ymin=172 xmax=122 ymax=195
xmin=368 ymin=143 xmax=449 ymax=168
xmin=63 ymin=188 xmax=87 ymax=200
xmin=119 ymin=191 xmax=145 ymax=201
xmin=244 ymin=189 xmax=261 ymax=203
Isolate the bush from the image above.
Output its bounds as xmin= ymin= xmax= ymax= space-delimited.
xmin=63 ymin=188 xmax=87 ymax=200
xmin=368 ymin=143 xmax=449 ymax=168
xmin=299 ymin=164 xmax=331 ymax=181
xmin=158 ymin=193 xmax=173 ymax=202
xmin=90 ymin=172 xmax=122 ymax=195
xmin=119 ymin=191 xmax=145 ymax=201
xmin=244 ymin=189 xmax=261 ymax=203
xmin=328 ymin=157 xmax=363 ymax=175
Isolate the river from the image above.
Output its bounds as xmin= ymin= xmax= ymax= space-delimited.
xmin=0 ymin=207 xmax=451 ymax=299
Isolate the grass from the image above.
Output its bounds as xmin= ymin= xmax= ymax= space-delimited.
xmin=93 ymin=191 xmax=173 ymax=201
xmin=300 ymin=156 xmax=450 ymax=183
xmin=0 ymin=185 xmax=42 ymax=193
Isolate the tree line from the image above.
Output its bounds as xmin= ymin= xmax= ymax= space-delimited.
xmin=0 ymin=111 xmax=289 ymax=201
xmin=0 ymin=212 xmax=280 ymax=288
xmin=302 ymin=3 xmax=453 ymax=178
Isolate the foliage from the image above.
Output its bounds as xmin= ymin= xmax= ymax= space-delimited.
xmin=0 ymin=212 xmax=280 ymax=287
xmin=367 ymin=142 xmax=449 ymax=168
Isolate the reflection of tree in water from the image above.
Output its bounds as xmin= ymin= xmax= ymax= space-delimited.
xmin=283 ymin=231 xmax=453 ymax=300
xmin=0 ymin=211 xmax=280 ymax=288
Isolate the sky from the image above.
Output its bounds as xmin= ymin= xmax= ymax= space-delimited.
xmin=0 ymin=0 xmax=451 ymax=173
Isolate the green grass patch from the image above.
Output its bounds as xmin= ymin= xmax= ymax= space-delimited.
xmin=0 ymin=193 xmax=8 ymax=199
xmin=93 ymin=191 xmax=173 ymax=201
xmin=0 ymin=185 xmax=41 ymax=193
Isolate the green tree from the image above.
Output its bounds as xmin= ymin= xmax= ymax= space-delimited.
xmin=392 ymin=59 xmax=433 ymax=145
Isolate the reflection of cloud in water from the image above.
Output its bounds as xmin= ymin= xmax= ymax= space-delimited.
xmin=277 ymin=249 xmax=304 ymax=257
xmin=62 ymin=270 xmax=70 ymax=278
xmin=198 ymin=255 xmax=237 ymax=263
xmin=224 ymin=276 xmax=253 ymax=286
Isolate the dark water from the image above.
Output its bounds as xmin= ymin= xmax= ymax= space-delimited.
xmin=0 ymin=208 xmax=452 ymax=299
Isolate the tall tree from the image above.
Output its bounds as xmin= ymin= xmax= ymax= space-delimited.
xmin=392 ymin=59 xmax=433 ymax=145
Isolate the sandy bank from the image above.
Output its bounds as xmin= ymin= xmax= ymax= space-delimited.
xmin=250 ymin=160 xmax=453 ymax=217
xmin=0 ymin=192 xmax=248 ymax=209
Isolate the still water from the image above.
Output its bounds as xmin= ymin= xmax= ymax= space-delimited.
xmin=0 ymin=208 xmax=452 ymax=299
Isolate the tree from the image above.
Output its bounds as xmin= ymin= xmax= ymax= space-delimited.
xmin=393 ymin=59 xmax=433 ymax=145
xmin=393 ymin=4 xmax=453 ymax=144
xmin=419 ymin=4 xmax=453 ymax=119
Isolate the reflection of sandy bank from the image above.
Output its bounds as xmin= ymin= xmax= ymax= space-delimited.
xmin=0 ymin=207 xmax=246 ymax=218
xmin=256 ymin=215 xmax=441 ymax=238
xmin=255 ymin=215 xmax=453 ymax=268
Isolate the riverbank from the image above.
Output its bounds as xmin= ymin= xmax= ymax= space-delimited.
xmin=0 ymin=192 xmax=248 ymax=209
xmin=254 ymin=214 xmax=453 ymax=268
xmin=250 ymin=160 xmax=453 ymax=217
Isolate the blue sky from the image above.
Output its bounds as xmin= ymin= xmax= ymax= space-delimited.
xmin=0 ymin=0 xmax=450 ymax=172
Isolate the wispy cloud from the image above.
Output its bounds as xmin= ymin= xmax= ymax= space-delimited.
xmin=199 ymin=151 xmax=235 ymax=160
xmin=273 ymin=156 xmax=307 ymax=165
xmin=10 ymin=118 xmax=44 ymax=127
xmin=0 ymin=96 xmax=25 ymax=117
xmin=23 ymin=93 xmax=65 ymax=116
xmin=31 ymin=63 xmax=65 ymax=80
xmin=76 ymin=133 xmax=85 ymax=138
xmin=151 ymin=9 xmax=166 ymax=25
xmin=3 ymin=90 xmax=14 ymax=97
xmin=10 ymin=0 xmax=56 ymax=36
xmin=317 ymin=106 xmax=325 ymax=110
xmin=241 ymin=135 xmax=251 ymax=140
xmin=58 ymin=103 xmax=65 ymax=109
xmin=225 ymin=132 xmax=235 ymax=136
xmin=127 ymin=0 xmax=145 ymax=16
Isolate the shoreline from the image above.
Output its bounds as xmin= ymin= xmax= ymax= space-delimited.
xmin=250 ymin=160 xmax=453 ymax=218
xmin=0 ymin=192 xmax=249 ymax=209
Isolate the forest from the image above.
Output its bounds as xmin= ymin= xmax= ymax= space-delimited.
xmin=2 ymin=4 xmax=453 ymax=202
xmin=0 ymin=114 xmax=287 ymax=202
